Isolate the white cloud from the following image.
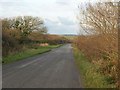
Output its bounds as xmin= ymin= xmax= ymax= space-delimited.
xmin=58 ymin=17 xmax=76 ymax=25
xmin=0 ymin=0 xmax=86 ymax=34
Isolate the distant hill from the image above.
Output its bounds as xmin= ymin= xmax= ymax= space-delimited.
xmin=62 ymin=34 xmax=78 ymax=40
xmin=62 ymin=34 xmax=78 ymax=36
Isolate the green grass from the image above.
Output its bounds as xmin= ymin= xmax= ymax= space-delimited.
xmin=3 ymin=45 xmax=62 ymax=64
xmin=73 ymin=48 xmax=114 ymax=88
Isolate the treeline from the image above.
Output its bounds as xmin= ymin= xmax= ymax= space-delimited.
xmin=29 ymin=33 xmax=68 ymax=45
xmin=2 ymin=16 xmax=68 ymax=56
xmin=75 ymin=2 xmax=118 ymax=88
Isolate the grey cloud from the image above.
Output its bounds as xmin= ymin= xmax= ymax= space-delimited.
xmin=55 ymin=0 xmax=72 ymax=5
xmin=47 ymin=24 xmax=77 ymax=35
xmin=55 ymin=1 xmax=69 ymax=5
xmin=58 ymin=17 xmax=75 ymax=25
xmin=44 ymin=17 xmax=78 ymax=35
xmin=44 ymin=19 xmax=60 ymax=28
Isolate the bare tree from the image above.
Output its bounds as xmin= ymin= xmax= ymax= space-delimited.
xmin=10 ymin=16 xmax=47 ymax=37
xmin=77 ymin=1 xmax=119 ymax=88
xmin=2 ymin=16 xmax=48 ymax=44
xmin=78 ymin=2 xmax=118 ymax=35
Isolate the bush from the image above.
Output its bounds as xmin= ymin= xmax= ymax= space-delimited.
xmin=2 ymin=29 xmax=22 ymax=56
xmin=75 ymin=2 xmax=118 ymax=87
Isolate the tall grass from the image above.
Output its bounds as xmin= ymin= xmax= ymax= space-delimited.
xmin=74 ymin=48 xmax=114 ymax=88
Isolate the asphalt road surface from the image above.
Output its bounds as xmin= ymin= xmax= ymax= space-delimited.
xmin=3 ymin=44 xmax=81 ymax=88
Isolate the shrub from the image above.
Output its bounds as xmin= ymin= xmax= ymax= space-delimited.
xmin=75 ymin=2 xmax=118 ymax=87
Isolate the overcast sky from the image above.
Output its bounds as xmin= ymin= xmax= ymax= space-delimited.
xmin=0 ymin=0 xmax=117 ymax=35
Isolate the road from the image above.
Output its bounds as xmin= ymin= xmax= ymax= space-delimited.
xmin=3 ymin=44 xmax=81 ymax=88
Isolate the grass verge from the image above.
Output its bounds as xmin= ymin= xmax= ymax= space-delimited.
xmin=73 ymin=48 xmax=114 ymax=88
xmin=3 ymin=45 xmax=62 ymax=64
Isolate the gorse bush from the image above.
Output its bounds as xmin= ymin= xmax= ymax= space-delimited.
xmin=75 ymin=2 xmax=119 ymax=88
